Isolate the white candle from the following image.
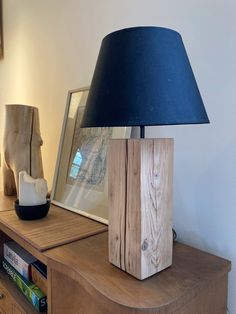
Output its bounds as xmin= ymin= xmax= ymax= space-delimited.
xmin=19 ymin=171 xmax=48 ymax=206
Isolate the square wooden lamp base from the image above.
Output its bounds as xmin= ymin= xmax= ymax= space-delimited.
xmin=108 ymin=138 xmax=174 ymax=280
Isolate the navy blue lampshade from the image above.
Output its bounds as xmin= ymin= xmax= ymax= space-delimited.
xmin=81 ymin=26 xmax=209 ymax=129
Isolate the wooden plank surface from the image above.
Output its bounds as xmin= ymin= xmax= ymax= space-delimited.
xmin=49 ymin=270 xmax=229 ymax=314
xmin=140 ymin=139 xmax=173 ymax=278
xmin=108 ymin=139 xmax=173 ymax=279
xmin=108 ymin=139 xmax=127 ymax=270
xmin=0 ymin=201 xmax=107 ymax=252
xmin=46 ymin=232 xmax=231 ymax=312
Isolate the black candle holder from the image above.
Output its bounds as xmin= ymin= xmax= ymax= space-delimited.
xmin=14 ymin=200 xmax=50 ymax=220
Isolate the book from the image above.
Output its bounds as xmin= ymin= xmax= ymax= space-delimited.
xmin=4 ymin=241 xmax=37 ymax=280
xmin=31 ymin=261 xmax=47 ymax=295
xmin=2 ymin=259 xmax=47 ymax=312
xmin=32 ymin=260 xmax=47 ymax=278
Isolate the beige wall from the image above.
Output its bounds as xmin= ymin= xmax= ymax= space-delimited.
xmin=0 ymin=0 xmax=236 ymax=312
xmin=0 ymin=0 xmax=180 ymax=187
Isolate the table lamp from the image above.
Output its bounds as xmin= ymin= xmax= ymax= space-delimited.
xmin=81 ymin=26 xmax=209 ymax=280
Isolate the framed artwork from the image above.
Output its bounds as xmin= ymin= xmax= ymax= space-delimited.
xmin=0 ymin=0 xmax=3 ymax=59
xmin=51 ymin=87 xmax=130 ymax=224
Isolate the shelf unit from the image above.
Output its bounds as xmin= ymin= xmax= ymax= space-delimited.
xmin=0 ymin=195 xmax=107 ymax=313
xmin=0 ymin=194 xmax=231 ymax=314
xmin=0 ymin=269 xmax=43 ymax=314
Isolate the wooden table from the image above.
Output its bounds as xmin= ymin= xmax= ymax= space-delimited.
xmin=0 ymin=195 xmax=231 ymax=313
xmin=46 ymin=232 xmax=231 ymax=314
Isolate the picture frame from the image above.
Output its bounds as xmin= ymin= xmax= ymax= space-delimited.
xmin=51 ymin=87 xmax=130 ymax=224
xmin=0 ymin=0 xmax=3 ymax=59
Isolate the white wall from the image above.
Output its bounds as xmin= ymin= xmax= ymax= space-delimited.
xmin=0 ymin=0 xmax=235 ymax=312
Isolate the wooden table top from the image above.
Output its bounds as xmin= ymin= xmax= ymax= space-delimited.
xmin=0 ymin=194 xmax=231 ymax=312
xmin=46 ymin=232 xmax=231 ymax=312
xmin=0 ymin=196 xmax=107 ymax=252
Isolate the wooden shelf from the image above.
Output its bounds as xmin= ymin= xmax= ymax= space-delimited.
xmin=0 ymin=194 xmax=231 ymax=314
xmin=46 ymin=232 xmax=231 ymax=313
xmin=0 ymin=269 xmax=46 ymax=313
xmin=0 ymin=197 xmax=108 ymax=265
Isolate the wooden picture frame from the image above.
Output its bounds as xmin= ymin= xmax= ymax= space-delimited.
xmin=51 ymin=87 xmax=131 ymax=224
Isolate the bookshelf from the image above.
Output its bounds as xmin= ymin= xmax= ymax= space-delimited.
xmin=0 ymin=269 xmax=41 ymax=313
xmin=0 ymin=194 xmax=231 ymax=314
xmin=0 ymin=194 xmax=108 ymax=313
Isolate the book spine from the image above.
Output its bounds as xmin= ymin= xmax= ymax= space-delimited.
xmin=31 ymin=265 xmax=47 ymax=296
xmin=2 ymin=259 xmax=47 ymax=312
xmin=4 ymin=243 xmax=30 ymax=280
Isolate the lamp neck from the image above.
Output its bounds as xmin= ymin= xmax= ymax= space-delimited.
xmin=140 ymin=126 xmax=145 ymax=139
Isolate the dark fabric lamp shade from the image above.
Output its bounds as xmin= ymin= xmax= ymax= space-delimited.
xmin=81 ymin=26 xmax=209 ymax=129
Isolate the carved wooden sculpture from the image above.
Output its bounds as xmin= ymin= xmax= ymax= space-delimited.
xmin=3 ymin=105 xmax=44 ymax=196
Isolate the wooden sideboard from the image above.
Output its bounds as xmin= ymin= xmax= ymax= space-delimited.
xmin=0 ymin=195 xmax=231 ymax=314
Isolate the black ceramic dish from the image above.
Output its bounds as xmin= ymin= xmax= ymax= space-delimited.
xmin=14 ymin=200 xmax=50 ymax=220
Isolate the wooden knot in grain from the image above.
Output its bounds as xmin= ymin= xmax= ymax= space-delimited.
xmin=142 ymin=239 xmax=149 ymax=251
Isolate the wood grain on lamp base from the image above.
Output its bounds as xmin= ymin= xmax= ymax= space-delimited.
xmin=108 ymin=138 xmax=174 ymax=280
